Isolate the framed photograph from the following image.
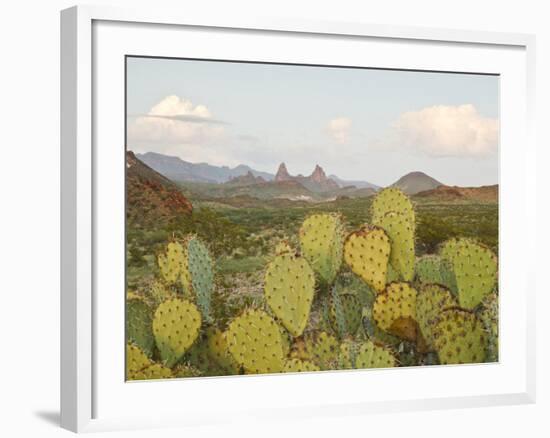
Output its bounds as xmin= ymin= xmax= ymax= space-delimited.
xmin=61 ymin=5 xmax=536 ymax=433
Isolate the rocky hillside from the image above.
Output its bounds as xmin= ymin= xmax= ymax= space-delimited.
xmin=126 ymin=151 xmax=192 ymax=226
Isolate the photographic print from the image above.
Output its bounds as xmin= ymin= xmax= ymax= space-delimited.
xmin=125 ymin=57 xmax=499 ymax=380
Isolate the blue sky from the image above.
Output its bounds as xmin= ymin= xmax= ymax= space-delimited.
xmin=126 ymin=56 xmax=499 ymax=186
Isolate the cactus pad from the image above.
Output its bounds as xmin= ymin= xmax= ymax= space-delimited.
xmin=329 ymin=292 xmax=362 ymax=338
xmin=433 ymin=308 xmax=486 ymax=364
xmin=264 ymin=253 xmax=315 ymax=337
xmin=303 ymin=331 xmax=339 ymax=369
xmin=374 ymin=211 xmax=415 ymax=281
xmin=126 ymin=343 xmax=172 ymax=380
xmin=225 ymin=309 xmax=285 ymax=374
xmin=355 ymin=341 xmax=396 ymax=369
xmin=373 ymin=282 xmax=418 ymax=341
xmin=126 ymin=295 xmax=155 ymax=357
xmin=158 ymin=241 xmax=187 ymax=285
xmin=371 ymin=187 xmax=415 ymax=224
xmin=480 ymin=292 xmax=499 ymax=362
xmin=283 ymin=358 xmax=321 ymax=373
xmin=344 ymin=225 xmax=391 ymax=293
xmin=415 ymin=255 xmax=443 ymax=285
xmin=152 ymin=298 xmax=202 ymax=367
xmin=187 ymin=327 xmax=240 ymax=376
xmin=186 ymin=236 xmax=215 ymax=321
xmin=440 ymin=238 xmax=498 ymax=309
xmin=299 ymin=213 xmax=344 ymax=285
xmin=416 ymin=284 xmax=457 ymax=350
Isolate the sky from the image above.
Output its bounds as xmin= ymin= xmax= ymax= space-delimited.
xmin=126 ymin=56 xmax=499 ymax=187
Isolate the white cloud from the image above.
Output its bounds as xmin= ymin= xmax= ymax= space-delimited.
xmin=327 ymin=117 xmax=352 ymax=144
xmin=127 ymin=95 xmax=225 ymax=147
xmin=388 ymin=104 xmax=498 ymax=157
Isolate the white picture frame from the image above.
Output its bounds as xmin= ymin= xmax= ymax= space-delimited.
xmin=60 ymin=4 xmax=536 ymax=433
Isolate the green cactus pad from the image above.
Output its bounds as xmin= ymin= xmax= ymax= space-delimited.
xmin=329 ymin=292 xmax=362 ymax=338
xmin=416 ymin=284 xmax=457 ymax=350
xmin=126 ymin=296 xmax=155 ymax=357
xmin=371 ymin=187 xmax=415 ymax=224
xmin=187 ymin=327 xmax=240 ymax=376
xmin=299 ymin=213 xmax=344 ymax=285
xmin=338 ymin=340 xmax=358 ymax=369
xmin=433 ymin=308 xmax=487 ymax=364
xmin=126 ymin=343 xmax=173 ymax=380
xmin=157 ymin=241 xmax=187 ymax=285
xmin=152 ymin=298 xmax=202 ymax=367
xmin=126 ymin=343 xmax=151 ymax=377
xmin=303 ymin=331 xmax=339 ymax=370
xmin=440 ymin=238 xmax=498 ymax=309
xmin=373 ymin=211 xmax=415 ymax=282
xmin=148 ymin=280 xmax=175 ymax=305
xmin=283 ymin=358 xmax=321 ymax=373
xmin=186 ymin=236 xmax=215 ymax=322
xmin=132 ymin=363 xmax=173 ymax=380
xmin=344 ymin=225 xmax=391 ymax=293
xmin=373 ymin=282 xmax=418 ymax=341
xmin=264 ymin=253 xmax=315 ymax=337
xmin=225 ymin=309 xmax=285 ymax=374
xmin=355 ymin=341 xmax=397 ymax=369
xmin=415 ymin=255 xmax=443 ymax=285
xmin=479 ymin=292 xmax=499 ymax=362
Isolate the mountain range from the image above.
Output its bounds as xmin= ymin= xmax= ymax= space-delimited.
xmin=136 ymin=151 xmax=378 ymax=191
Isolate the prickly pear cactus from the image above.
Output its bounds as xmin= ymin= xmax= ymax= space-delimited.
xmin=329 ymin=290 xmax=361 ymax=338
xmin=433 ymin=308 xmax=486 ymax=364
xmin=416 ymin=284 xmax=457 ymax=350
xmin=187 ymin=327 xmax=240 ymax=376
xmin=373 ymin=282 xmax=418 ymax=341
xmin=344 ymin=225 xmax=391 ymax=293
xmin=440 ymin=238 xmax=498 ymax=309
xmin=264 ymin=253 xmax=315 ymax=337
xmin=371 ymin=187 xmax=415 ymax=224
xmin=126 ymin=343 xmax=172 ymax=380
xmin=127 ymin=295 xmax=155 ymax=357
xmin=338 ymin=340 xmax=358 ymax=369
xmin=303 ymin=331 xmax=339 ymax=370
xmin=152 ymin=298 xmax=202 ymax=367
xmin=355 ymin=340 xmax=396 ymax=369
xmin=374 ymin=211 xmax=415 ymax=281
xmin=283 ymin=358 xmax=321 ymax=372
xmin=127 ymin=343 xmax=151 ymax=377
xmin=299 ymin=213 xmax=344 ymax=285
xmin=173 ymin=364 xmax=202 ymax=378
xmin=415 ymin=255 xmax=443 ymax=285
xmin=186 ymin=236 xmax=215 ymax=322
xmin=225 ymin=309 xmax=285 ymax=374
xmin=148 ymin=280 xmax=175 ymax=305
xmin=157 ymin=241 xmax=187 ymax=285
xmin=479 ymin=292 xmax=499 ymax=362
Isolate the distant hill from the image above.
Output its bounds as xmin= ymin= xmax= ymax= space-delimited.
xmin=329 ymin=175 xmax=380 ymax=190
xmin=137 ymin=151 xmax=274 ymax=184
xmin=391 ymin=171 xmax=443 ymax=195
xmin=126 ymin=151 xmax=192 ymax=226
xmin=415 ymin=184 xmax=498 ymax=203
xmin=225 ymin=171 xmax=266 ymax=186
xmin=274 ymin=162 xmax=339 ymax=193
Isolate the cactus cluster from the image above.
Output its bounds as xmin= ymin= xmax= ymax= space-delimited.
xmin=127 ymin=187 xmax=498 ymax=380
